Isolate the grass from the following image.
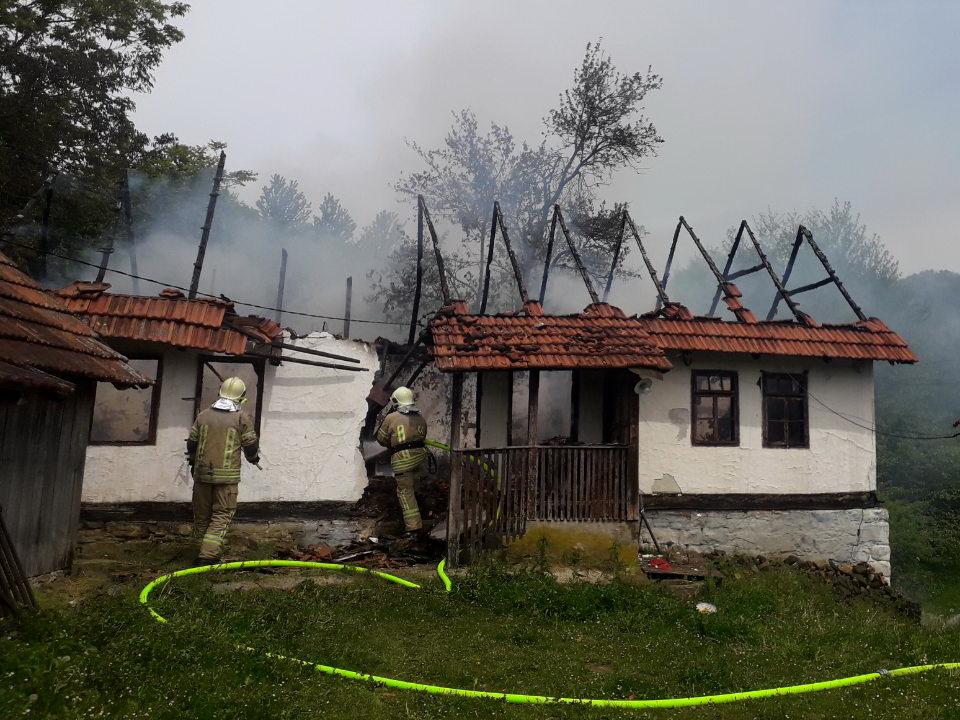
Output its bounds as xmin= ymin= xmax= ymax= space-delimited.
xmin=2 ymin=561 xmax=960 ymax=719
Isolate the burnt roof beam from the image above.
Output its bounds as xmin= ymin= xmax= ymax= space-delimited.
xmin=660 ymin=216 xmax=753 ymax=321
xmin=553 ymin=205 xmax=600 ymax=305
xmin=766 ymin=225 xmax=867 ymax=323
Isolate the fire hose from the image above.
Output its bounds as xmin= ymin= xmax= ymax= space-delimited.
xmin=139 ymin=560 xmax=959 ymax=709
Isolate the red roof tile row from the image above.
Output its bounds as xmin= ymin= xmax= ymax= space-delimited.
xmin=637 ymin=315 xmax=917 ymax=363
xmin=58 ymin=283 xmax=282 ymax=355
xmin=429 ymin=302 xmax=917 ymax=372
xmin=431 ymin=302 xmax=672 ymax=372
xmin=0 ymin=253 xmax=151 ymax=393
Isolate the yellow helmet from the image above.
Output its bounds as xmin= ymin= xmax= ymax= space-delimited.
xmin=219 ymin=376 xmax=246 ymax=401
xmin=390 ymin=386 xmax=415 ymax=406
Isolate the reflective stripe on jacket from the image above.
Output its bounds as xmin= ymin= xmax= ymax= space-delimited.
xmin=376 ymin=409 xmax=428 ymax=473
xmin=189 ymin=407 xmax=258 ymax=484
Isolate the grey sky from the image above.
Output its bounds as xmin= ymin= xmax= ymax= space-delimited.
xmin=133 ymin=0 xmax=960 ymax=275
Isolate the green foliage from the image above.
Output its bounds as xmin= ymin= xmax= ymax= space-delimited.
xmin=313 ymin=192 xmax=356 ymax=243
xmin=0 ymin=0 xmax=189 ymax=226
xmin=256 ymin=174 xmax=312 ymax=229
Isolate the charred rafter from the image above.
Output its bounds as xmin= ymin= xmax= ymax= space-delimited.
xmin=658 ymin=216 xmax=757 ymax=322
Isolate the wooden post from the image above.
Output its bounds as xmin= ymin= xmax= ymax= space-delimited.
xmin=119 ymin=170 xmax=140 ymax=295
xmin=602 ymin=212 xmax=627 ymax=302
xmin=655 ymin=219 xmax=684 ymax=311
xmin=446 ymin=373 xmax=464 ymax=567
xmin=538 ymin=209 xmax=559 ymax=304
xmin=479 ymin=204 xmax=498 ymax=314
xmin=189 ymin=151 xmax=226 ymax=299
xmin=554 ymin=206 xmax=600 ymax=304
xmin=95 ymin=179 xmax=122 ymax=282
xmin=418 ymin=195 xmax=450 ymax=305
xmin=408 ymin=201 xmax=424 ymax=345
xmin=570 ymin=370 xmax=581 ymax=443
xmin=475 ymin=372 xmax=484 ymax=448
xmin=494 ymin=202 xmax=530 ymax=304
xmin=275 ymin=248 xmax=288 ymax=324
xmin=343 ymin=276 xmax=353 ymax=339
xmin=526 ymin=370 xmax=540 ymax=519
xmin=36 ymin=182 xmax=54 ymax=279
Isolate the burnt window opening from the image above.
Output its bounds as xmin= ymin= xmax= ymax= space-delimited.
xmin=691 ymin=371 xmax=739 ymax=446
xmin=194 ymin=356 xmax=266 ymax=434
xmin=90 ymin=357 xmax=162 ymax=445
xmin=762 ymin=372 xmax=809 ymax=449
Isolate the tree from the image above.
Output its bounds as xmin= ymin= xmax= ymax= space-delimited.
xmin=256 ymin=174 xmax=312 ymax=229
xmin=313 ymin=193 xmax=356 ymax=243
xmin=0 ymin=0 xmax=189 ymax=221
xmin=745 ymin=200 xmax=899 ymax=286
xmin=383 ymin=42 xmax=663 ymax=319
xmin=357 ymin=210 xmax=408 ymax=260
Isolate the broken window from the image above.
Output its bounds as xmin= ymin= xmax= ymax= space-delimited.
xmin=195 ymin=357 xmax=265 ymax=433
xmin=691 ymin=371 xmax=739 ymax=446
xmin=762 ymin=372 xmax=808 ymax=448
xmin=90 ymin=357 xmax=162 ymax=444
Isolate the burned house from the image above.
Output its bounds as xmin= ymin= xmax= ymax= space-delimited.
xmin=424 ymin=208 xmax=916 ymax=576
xmin=58 ymin=282 xmax=377 ymax=515
xmin=0 ymin=253 xmax=149 ymax=577
xmin=430 ymin=300 xmax=914 ymax=576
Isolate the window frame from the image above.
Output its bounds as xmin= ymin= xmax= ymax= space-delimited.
xmin=690 ymin=370 xmax=740 ymax=447
xmin=193 ymin=355 xmax=266 ymax=435
xmin=761 ymin=371 xmax=810 ymax=449
xmin=88 ymin=354 xmax=164 ymax=446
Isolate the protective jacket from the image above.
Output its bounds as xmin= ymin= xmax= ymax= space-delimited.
xmin=187 ymin=402 xmax=259 ymax=484
xmin=376 ymin=407 xmax=428 ymax=473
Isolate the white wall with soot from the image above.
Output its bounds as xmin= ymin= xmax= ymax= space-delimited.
xmin=81 ymin=332 xmax=378 ymax=503
xmin=636 ymin=354 xmax=876 ymax=495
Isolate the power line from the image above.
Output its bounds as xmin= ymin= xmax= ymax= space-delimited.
xmin=806 ymin=390 xmax=959 ymax=441
xmin=1 ymin=238 xmax=411 ymax=327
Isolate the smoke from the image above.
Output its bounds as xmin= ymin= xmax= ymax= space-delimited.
xmin=50 ymin=168 xmax=410 ymax=342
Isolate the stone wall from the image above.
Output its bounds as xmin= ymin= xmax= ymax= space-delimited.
xmin=645 ymin=507 xmax=891 ymax=577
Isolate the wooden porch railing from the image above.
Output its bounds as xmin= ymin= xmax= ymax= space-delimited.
xmin=454 ymin=444 xmax=636 ymax=556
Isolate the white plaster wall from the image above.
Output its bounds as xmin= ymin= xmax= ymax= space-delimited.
xmin=83 ymin=349 xmax=200 ymax=502
xmin=81 ymin=332 xmax=378 ymax=503
xmin=637 ymin=354 xmax=876 ymax=495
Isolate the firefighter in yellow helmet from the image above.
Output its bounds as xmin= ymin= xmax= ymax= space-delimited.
xmin=376 ymin=386 xmax=428 ymax=534
xmin=185 ymin=376 xmax=260 ymax=564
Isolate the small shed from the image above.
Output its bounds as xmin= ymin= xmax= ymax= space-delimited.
xmin=0 ymin=252 xmax=149 ymax=576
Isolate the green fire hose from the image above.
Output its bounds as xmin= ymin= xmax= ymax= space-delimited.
xmin=139 ymin=559 xmax=958 ymax=709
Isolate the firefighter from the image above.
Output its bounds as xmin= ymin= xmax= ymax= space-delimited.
xmin=186 ymin=376 xmax=260 ymax=564
xmin=376 ymin=386 xmax=428 ymax=534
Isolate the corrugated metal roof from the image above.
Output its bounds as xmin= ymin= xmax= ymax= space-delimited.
xmin=429 ymin=301 xmax=917 ymax=373
xmin=0 ymin=253 xmax=151 ymax=392
xmin=430 ymin=302 xmax=672 ymax=372
xmin=58 ymin=282 xmax=282 ymax=355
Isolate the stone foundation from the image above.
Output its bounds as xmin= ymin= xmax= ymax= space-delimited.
xmin=645 ymin=508 xmax=890 ymax=577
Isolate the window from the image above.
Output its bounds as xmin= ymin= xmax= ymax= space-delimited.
xmin=90 ymin=357 xmax=162 ymax=444
xmin=762 ymin=373 xmax=808 ymax=448
xmin=691 ymin=371 xmax=738 ymax=446
xmin=194 ymin=357 xmax=265 ymax=433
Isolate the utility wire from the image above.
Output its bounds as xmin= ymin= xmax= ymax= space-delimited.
xmin=1 ymin=238 xmax=410 ymax=326
xmin=805 ymin=389 xmax=960 ymax=441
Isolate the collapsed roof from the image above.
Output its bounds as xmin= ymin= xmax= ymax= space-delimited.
xmin=429 ymin=301 xmax=917 ymax=373
xmin=58 ymin=282 xmax=282 ymax=355
xmin=0 ymin=252 xmax=151 ymax=395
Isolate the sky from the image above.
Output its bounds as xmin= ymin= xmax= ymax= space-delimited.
xmin=132 ymin=0 xmax=960 ymax=276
